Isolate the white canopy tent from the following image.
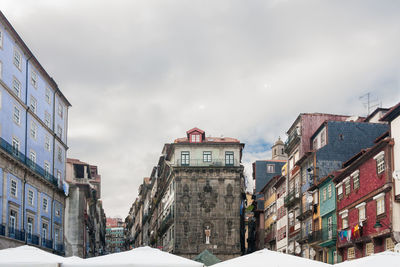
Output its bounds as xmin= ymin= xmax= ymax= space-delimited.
xmin=62 ymin=246 xmax=204 ymax=267
xmin=0 ymin=245 xmax=81 ymax=267
xmin=334 ymin=251 xmax=400 ymax=267
xmin=212 ymin=249 xmax=330 ymax=267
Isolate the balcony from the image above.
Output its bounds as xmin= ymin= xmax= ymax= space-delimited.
xmin=284 ymin=190 xmax=300 ymax=207
xmin=264 ymin=227 xmax=276 ymax=243
xmin=54 ymin=243 xmax=65 ymax=255
xmin=302 ymin=226 xmax=336 ymax=245
xmin=176 ymin=159 xmax=239 ymax=167
xmin=42 ymin=238 xmax=53 ymax=249
xmin=27 ymin=233 xmax=40 ymax=245
xmin=297 ymin=204 xmax=313 ymax=221
xmin=0 ymin=224 xmax=5 ymax=236
xmin=284 ymin=131 xmax=300 ymax=154
xmin=0 ymin=137 xmax=58 ymax=187
xmin=8 ymin=227 xmax=25 ymax=241
xmin=158 ymin=210 xmax=173 ymax=236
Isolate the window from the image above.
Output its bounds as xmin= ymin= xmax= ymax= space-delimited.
xmin=376 ymin=156 xmax=385 ymax=174
xmin=43 ymin=198 xmax=48 ymax=212
xmin=328 ymin=184 xmax=332 ymax=198
xmin=13 ymin=106 xmax=20 ymax=124
xmin=27 ymin=218 xmax=33 ymax=240
xmin=42 ymin=223 xmax=48 ymax=239
xmin=323 ymin=188 xmax=327 ymax=201
xmin=45 ymin=88 xmax=51 ymax=104
xmin=374 ymin=193 xmax=385 ymax=215
xmin=347 ymin=247 xmax=355 ymax=260
xmin=10 ymin=179 xmax=17 ymax=197
xmin=57 ymin=146 xmax=63 ymax=162
xmin=327 ymin=216 xmax=333 ymax=239
xmin=29 ymin=150 xmax=36 ymax=168
xmin=28 ymin=189 xmax=34 ymax=206
xmin=386 ymin=238 xmax=395 ymax=252
xmin=56 ymin=208 xmax=60 ymax=217
xmin=352 ymin=170 xmax=360 ymax=190
xmin=31 ymin=70 xmax=38 ymax=88
xmin=58 ymin=103 xmax=63 ymax=118
xmin=345 ymin=178 xmax=351 ymax=195
xmin=12 ymin=78 xmax=21 ymax=97
xmin=267 ymin=164 xmax=275 ymax=173
xmin=30 ymin=121 xmax=38 ymax=139
xmin=44 ymin=162 xmax=50 ymax=177
xmin=44 ymin=112 xmax=51 ymax=128
xmin=203 ymin=151 xmax=212 ymax=162
xmin=29 ymin=96 xmax=37 ymax=113
xmin=0 ymin=30 xmax=3 ymax=48
xmin=13 ymin=48 xmax=22 ymax=70
xmin=45 ymin=135 xmax=51 ymax=151
xmin=57 ymin=125 xmax=62 ymax=139
xmin=356 ymin=202 xmax=366 ymax=222
xmin=225 ymin=151 xmax=234 ymax=166
xmin=57 ymin=170 xmax=62 ymax=181
xmin=191 ymin=134 xmax=200 ymax=143
xmin=366 ymin=242 xmax=374 ymax=256
xmin=9 ymin=210 xmax=17 ymax=233
xmin=181 ymin=151 xmax=189 ymax=166
xmin=340 ymin=211 xmax=348 ymax=229
xmin=312 ymin=138 xmax=318 ymax=150
xmin=337 ymin=183 xmax=343 ymax=199
xmin=12 ymin=137 xmax=20 ymax=155
xmin=320 ymin=128 xmax=326 ymax=147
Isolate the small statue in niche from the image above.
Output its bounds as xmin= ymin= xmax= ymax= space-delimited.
xmin=205 ymin=226 xmax=211 ymax=244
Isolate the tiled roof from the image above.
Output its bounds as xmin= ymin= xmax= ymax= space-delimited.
xmin=174 ymin=136 xmax=240 ymax=143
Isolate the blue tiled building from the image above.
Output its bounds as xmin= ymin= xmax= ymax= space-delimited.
xmin=0 ymin=11 xmax=70 ymax=253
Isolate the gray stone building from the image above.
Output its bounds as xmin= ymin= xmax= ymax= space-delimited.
xmin=128 ymin=128 xmax=245 ymax=261
xmin=64 ymin=158 xmax=106 ymax=258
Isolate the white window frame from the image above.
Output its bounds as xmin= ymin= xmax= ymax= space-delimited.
xmin=58 ymin=103 xmax=63 ymax=118
xmin=386 ymin=238 xmax=395 ymax=251
xmin=44 ymin=112 xmax=51 ymax=128
xmin=57 ymin=125 xmax=62 ymax=139
xmin=30 ymin=121 xmax=38 ymax=140
xmin=12 ymin=78 xmax=21 ymax=97
xmin=28 ymin=189 xmax=34 ymax=206
xmin=10 ymin=179 xmax=18 ymax=197
xmin=373 ymin=193 xmax=385 ymax=215
xmin=12 ymin=137 xmax=20 ymax=155
xmin=203 ymin=151 xmax=212 ymax=162
xmin=356 ymin=202 xmax=366 ymax=222
xmin=323 ymin=188 xmax=327 ymax=201
xmin=328 ymin=184 xmax=332 ymax=198
xmin=45 ymin=88 xmax=51 ymax=104
xmin=13 ymin=105 xmax=21 ymax=125
xmin=43 ymin=197 xmax=48 ymax=212
xmin=30 ymin=96 xmax=37 ymax=114
xmin=344 ymin=177 xmax=351 ymax=195
xmin=267 ymin=164 xmax=275 ymax=173
xmin=0 ymin=30 xmax=3 ymax=49
xmin=365 ymin=242 xmax=374 ymax=256
xmin=57 ymin=146 xmax=63 ymax=162
xmin=374 ymin=151 xmax=385 ymax=174
xmin=13 ymin=48 xmax=22 ymax=70
xmin=45 ymin=135 xmax=51 ymax=151
xmin=191 ymin=134 xmax=200 ymax=143
xmin=31 ymin=69 xmax=38 ymax=88
xmin=44 ymin=161 xmax=50 ymax=177
xmin=0 ymin=61 xmax=3 ymax=80
xmin=29 ymin=150 xmax=36 ymax=167
xmin=339 ymin=210 xmax=348 ymax=229
xmin=347 ymin=247 xmax=355 ymax=260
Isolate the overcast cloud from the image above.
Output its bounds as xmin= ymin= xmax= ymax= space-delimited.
xmin=2 ymin=0 xmax=400 ymax=217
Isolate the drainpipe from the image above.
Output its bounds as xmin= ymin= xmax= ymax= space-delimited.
xmin=23 ymin=55 xmax=33 ymax=242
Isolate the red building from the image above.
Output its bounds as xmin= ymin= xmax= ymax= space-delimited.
xmin=334 ymin=133 xmax=395 ymax=260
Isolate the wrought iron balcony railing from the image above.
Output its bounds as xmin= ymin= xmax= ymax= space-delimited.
xmin=27 ymin=233 xmax=40 ymax=245
xmin=42 ymin=238 xmax=53 ymax=249
xmin=0 ymin=224 xmax=5 ymax=236
xmin=284 ymin=190 xmax=300 ymax=207
xmin=0 ymin=137 xmax=58 ymax=187
xmin=176 ymin=159 xmax=239 ymax=167
xmin=8 ymin=227 xmax=25 ymax=241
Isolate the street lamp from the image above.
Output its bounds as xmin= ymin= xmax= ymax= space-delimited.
xmin=373 ymin=220 xmax=390 ymax=229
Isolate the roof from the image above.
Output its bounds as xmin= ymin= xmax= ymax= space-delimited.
xmin=381 ymin=102 xmax=400 ymax=122
xmin=67 ymin=158 xmax=89 ymax=165
xmin=186 ymin=127 xmax=205 ymax=134
xmin=193 ymin=249 xmax=221 ymax=266
xmin=364 ymin=107 xmax=390 ymax=122
xmin=174 ymin=136 xmax=240 ymax=143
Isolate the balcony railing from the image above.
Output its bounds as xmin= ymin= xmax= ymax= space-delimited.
xmin=284 ymin=190 xmax=300 ymax=207
xmin=302 ymin=226 xmax=337 ymax=244
xmin=42 ymin=238 xmax=53 ymax=249
xmin=176 ymin=159 xmax=239 ymax=167
xmin=27 ymin=233 xmax=40 ymax=245
xmin=55 ymin=243 xmax=64 ymax=254
xmin=0 ymin=224 xmax=5 ymax=236
xmin=8 ymin=227 xmax=25 ymax=241
xmin=297 ymin=203 xmax=313 ymax=220
xmin=158 ymin=210 xmax=173 ymax=236
xmin=0 ymin=137 xmax=58 ymax=187
xmin=284 ymin=131 xmax=300 ymax=153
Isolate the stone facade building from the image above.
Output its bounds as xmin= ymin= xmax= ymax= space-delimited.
xmin=126 ymin=128 xmax=245 ymax=261
xmin=65 ymin=158 xmax=106 ymax=258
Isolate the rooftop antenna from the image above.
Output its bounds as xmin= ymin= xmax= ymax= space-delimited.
xmin=359 ymin=92 xmax=381 ymax=116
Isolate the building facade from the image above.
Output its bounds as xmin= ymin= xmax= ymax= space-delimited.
xmin=65 ymin=158 xmax=106 ymax=258
xmin=127 ymin=128 xmax=245 ymax=261
xmin=0 ymin=12 xmax=70 ymax=253
xmin=106 ymin=217 xmax=125 ymax=253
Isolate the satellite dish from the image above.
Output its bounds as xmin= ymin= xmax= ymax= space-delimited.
xmin=394 ymin=243 xmax=400 ymax=253
xmin=393 ymin=170 xmax=400 ymax=180
xmin=295 ymin=246 xmax=301 ymax=254
xmin=288 ymin=213 xmax=293 ymax=219
xmin=307 ymin=196 xmax=314 ymax=203
xmin=272 ymin=215 xmax=277 ymax=221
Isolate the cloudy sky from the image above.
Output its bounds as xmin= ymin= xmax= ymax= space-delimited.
xmin=2 ymin=0 xmax=399 ymax=217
